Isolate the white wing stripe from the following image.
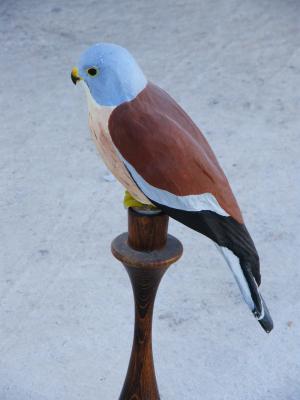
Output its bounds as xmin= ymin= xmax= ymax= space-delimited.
xmin=118 ymin=153 xmax=229 ymax=216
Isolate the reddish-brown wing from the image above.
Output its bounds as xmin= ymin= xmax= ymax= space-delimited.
xmin=109 ymin=82 xmax=243 ymax=224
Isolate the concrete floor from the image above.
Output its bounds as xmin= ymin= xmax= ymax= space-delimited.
xmin=0 ymin=0 xmax=299 ymax=399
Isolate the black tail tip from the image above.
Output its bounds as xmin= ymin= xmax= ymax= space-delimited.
xmin=259 ymin=315 xmax=274 ymax=333
xmin=258 ymin=297 xmax=274 ymax=333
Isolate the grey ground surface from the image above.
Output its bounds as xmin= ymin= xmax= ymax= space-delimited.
xmin=0 ymin=0 xmax=299 ymax=399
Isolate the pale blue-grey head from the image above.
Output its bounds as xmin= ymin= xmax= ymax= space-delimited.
xmin=71 ymin=43 xmax=147 ymax=107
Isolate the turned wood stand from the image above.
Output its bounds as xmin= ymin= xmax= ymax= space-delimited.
xmin=111 ymin=207 xmax=183 ymax=400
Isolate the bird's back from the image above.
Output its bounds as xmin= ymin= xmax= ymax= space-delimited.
xmin=109 ymin=82 xmax=243 ymax=224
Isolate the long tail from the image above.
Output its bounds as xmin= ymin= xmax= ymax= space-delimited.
xmin=152 ymin=202 xmax=274 ymax=333
xmin=216 ymin=245 xmax=273 ymax=332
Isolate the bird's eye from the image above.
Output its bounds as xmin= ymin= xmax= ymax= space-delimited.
xmin=87 ymin=67 xmax=98 ymax=77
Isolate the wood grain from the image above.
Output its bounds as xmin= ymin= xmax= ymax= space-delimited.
xmin=111 ymin=208 xmax=183 ymax=400
xmin=128 ymin=208 xmax=169 ymax=251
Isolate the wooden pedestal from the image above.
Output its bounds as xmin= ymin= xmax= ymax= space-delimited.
xmin=111 ymin=208 xmax=183 ymax=400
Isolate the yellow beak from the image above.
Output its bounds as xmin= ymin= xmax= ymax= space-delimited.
xmin=71 ymin=67 xmax=81 ymax=85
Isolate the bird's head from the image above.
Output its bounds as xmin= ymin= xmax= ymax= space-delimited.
xmin=71 ymin=43 xmax=147 ymax=107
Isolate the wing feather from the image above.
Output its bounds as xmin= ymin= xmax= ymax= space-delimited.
xmin=109 ymin=82 xmax=243 ymax=224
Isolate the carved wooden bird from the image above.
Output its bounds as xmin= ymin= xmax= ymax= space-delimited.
xmin=71 ymin=43 xmax=273 ymax=332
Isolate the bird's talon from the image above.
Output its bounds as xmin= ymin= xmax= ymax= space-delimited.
xmin=123 ymin=191 xmax=158 ymax=211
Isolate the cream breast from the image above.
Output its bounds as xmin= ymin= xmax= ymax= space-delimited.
xmin=82 ymin=82 xmax=151 ymax=205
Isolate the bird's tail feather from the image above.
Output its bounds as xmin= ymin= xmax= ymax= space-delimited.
xmin=151 ymin=203 xmax=274 ymax=332
xmin=217 ymin=245 xmax=273 ymax=333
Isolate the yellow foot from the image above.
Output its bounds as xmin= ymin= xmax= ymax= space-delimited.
xmin=123 ymin=191 xmax=158 ymax=210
